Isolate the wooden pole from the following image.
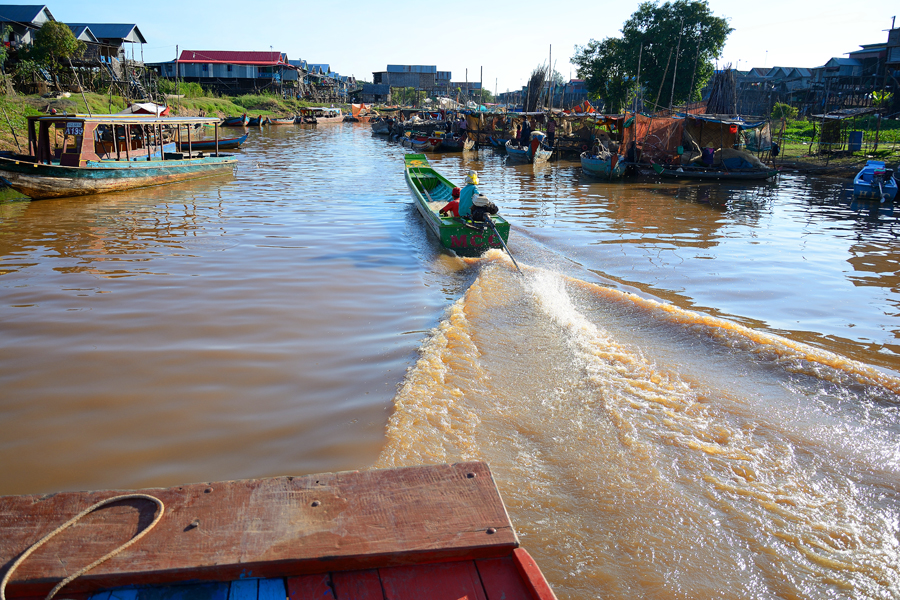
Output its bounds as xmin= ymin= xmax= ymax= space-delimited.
xmin=669 ymin=17 xmax=684 ymax=110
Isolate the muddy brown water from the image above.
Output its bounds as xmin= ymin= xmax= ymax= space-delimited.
xmin=2 ymin=124 xmax=899 ymax=598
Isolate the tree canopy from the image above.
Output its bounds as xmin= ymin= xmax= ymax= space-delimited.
xmin=572 ymin=0 xmax=731 ymax=113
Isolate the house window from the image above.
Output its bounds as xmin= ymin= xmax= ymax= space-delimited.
xmin=227 ymin=64 xmax=232 ymax=72
xmin=202 ymin=64 xmax=208 ymax=72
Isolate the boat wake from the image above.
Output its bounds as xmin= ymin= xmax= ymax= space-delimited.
xmin=377 ymin=254 xmax=900 ymax=599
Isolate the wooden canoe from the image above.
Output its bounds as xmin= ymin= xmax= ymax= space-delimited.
xmin=505 ymin=138 xmax=552 ymax=163
xmin=404 ymin=154 xmax=510 ymax=256
xmin=177 ymin=133 xmax=248 ymax=151
xmin=268 ymin=117 xmax=297 ymax=125
xmin=441 ymin=136 xmax=475 ymax=151
xmin=221 ymin=115 xmax=249 ymax=127
xmin=0 ymin=462 xmax=557 ymax=600
xmin=651 ymin=162 xmax=778 ymax=180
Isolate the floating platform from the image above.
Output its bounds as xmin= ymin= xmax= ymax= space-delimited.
xmin=0 ymin=462 xmax=556 ymax=600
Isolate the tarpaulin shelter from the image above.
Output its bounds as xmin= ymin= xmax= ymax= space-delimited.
xmin=621 ymin=113 xmax=684 ymax=162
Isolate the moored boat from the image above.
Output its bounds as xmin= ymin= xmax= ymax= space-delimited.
xmin=221 ymin=114 xmax=249 ymax=127
xmin=402 ymin=134 xmax=442 ymax=152
xmin=651 ymin=162 xmax=778 ymax=181
xmin=297 ymin=107 xmax=343 ymax=124
xmin=581 ymin=151 xmax=626 ymax=180
xmin=0 ymin=114 xmax=237 ymax=200
xmin=505 ymin=132 xmax=552 ymax=163
xmin=247 ymin=116 xmax=270 ymax=126
xmin=441 ymin=135 xmax=475 ymax=151
xmin=853 ymin=160 xmax=897 ymax=201
xmin=267 ymin=116 xmax=297 ymax=125
xmin=177 ymin=133 xmax=248 ymax=151
xmin=0 ymin=462 xmax=558 ymax=600
xmin=405 ymin=154 xmax=510 ymax=256
xmin=370 ymin=118 xmax=390 ymax=134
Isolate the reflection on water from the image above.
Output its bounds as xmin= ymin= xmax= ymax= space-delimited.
xmin=2 ymin=125 xmax=899 ymax=599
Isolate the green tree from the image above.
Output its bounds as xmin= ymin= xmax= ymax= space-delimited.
xmin=572 ymin=0 xmax=732 ymax=113
xmin=771 ymin=102 xmax=797 ymax=121
xmin=27 ymin=21 xmax=86 ymax=88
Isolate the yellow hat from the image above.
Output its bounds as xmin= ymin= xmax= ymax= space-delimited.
xmin=466 ymin=171 xmax=479 ymax=185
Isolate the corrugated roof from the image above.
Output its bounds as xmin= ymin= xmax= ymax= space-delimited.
xmin=178 ymin=50 xmax=288 ymax=66
xmin=66 ymin=23 xmax=146 ymax=43
xmin=66 ymin=24 xmax=98 ymax=43
xmin=0 ymin=4 xmax=52 ymax=25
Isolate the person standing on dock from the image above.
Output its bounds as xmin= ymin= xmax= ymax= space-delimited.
xmin=547 ymin=118 xmax=556 ymax=148
xmin=458 ymin=171 xmax=480 ymax=218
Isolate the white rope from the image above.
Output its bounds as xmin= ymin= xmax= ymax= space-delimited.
xmin=0 ymin=494 xmax=165 ymax=600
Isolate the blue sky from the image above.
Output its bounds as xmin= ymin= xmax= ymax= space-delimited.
xmin=42 ymin=0 xmax=898 ymax=93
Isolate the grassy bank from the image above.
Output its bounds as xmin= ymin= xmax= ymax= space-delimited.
xmin=0 ymin=92 xmax=346 ymax=152
xmin=773 ymin=117 xmax=900 ymax=177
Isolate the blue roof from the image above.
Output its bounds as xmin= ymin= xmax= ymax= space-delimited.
xmin=0 ymin=4 xmax=53 ymax=24
xmin=65 ymin=23 xmax=146 ymax=43
xmin=66 ymin=24 xmax=98 ymax=43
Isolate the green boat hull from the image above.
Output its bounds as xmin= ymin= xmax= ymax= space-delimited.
xmin=404 ymin=154 xmax=510 ymax=257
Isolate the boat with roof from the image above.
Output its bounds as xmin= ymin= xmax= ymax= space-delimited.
xmin=0 ymin=114 xmax=237 ymax=200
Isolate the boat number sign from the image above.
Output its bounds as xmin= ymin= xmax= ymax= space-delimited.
xmin=66 ymin=122 xmax=84 ymax=136
xmin=451 ymin=234 xmax=500 ymax=248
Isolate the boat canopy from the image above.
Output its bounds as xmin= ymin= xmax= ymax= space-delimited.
xmin=28 ymin=114 xmax=222 ymax=126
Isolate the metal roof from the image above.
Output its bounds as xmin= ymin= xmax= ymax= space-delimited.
xmin=0 ymin=4 xmax=53 ymax=25
xmin=65 ymin=23 xmax=146 ymax=43
xmin=66 ymin=24 xmax=98 ymax=43
xmin=177 ymin=50 xmax=291 ymax=66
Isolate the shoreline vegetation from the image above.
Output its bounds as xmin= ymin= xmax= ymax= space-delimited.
xmin=0 ymin=91 xmax=896 ymax=180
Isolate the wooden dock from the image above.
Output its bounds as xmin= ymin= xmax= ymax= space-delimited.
xmin=0 ymin=462 xmax=557 ymax=600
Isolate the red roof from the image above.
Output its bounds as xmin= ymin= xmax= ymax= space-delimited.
xmin=177 ymin=50 xmax=287 ymax=66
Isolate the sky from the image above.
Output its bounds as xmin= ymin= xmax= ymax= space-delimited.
xmin=38 ymin=0 xmax=899 ymax=94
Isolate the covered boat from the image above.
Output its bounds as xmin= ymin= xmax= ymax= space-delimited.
xmin=0 ymin=114 xmax=237 ymax=200
xmin=853 ymin=160 xmax=897 ymax=201
xmin=404 ymin=154 xmax=510 ymax=256
xmin=298 ymin=107 xmax=343 ymax=124
xmin=651 ymin=162 xmax=778 ymax=181
xmin=0 ymin=463 xmax=558 ymax=600
xmin=581 ymin=151 xmax=626 ymax=180
xmin=506 ymin=132 xmax=552 ymax=163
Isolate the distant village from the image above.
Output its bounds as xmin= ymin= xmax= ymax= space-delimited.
xmin=0 ymin=4 xmax=898 ymax=119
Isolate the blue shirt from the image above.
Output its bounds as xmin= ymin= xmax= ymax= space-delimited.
xmin=458 ymin=184 xmax=479 ymax=217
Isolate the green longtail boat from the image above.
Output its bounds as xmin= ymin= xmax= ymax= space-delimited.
xmin=404 ymin=154 xmax=510 ymax=257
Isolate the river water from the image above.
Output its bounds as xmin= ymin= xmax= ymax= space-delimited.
xmin=1 ymin=124 xmax=899 ymax=599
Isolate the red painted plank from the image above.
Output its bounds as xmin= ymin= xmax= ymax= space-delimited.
xmin=0 ymin=463 xmax=516 ymax=597
xmin=512 ymin=549 xmax=558 ymax=600
xmin=379 ymin=561 xmax=486 ymax=600
xmin=286 ymin=574 xmax=333 ymax=600
xmin=475 ymin=556 xmax=533 ymax=599
xmin=331 ymin=570 xmax=383 ymax=600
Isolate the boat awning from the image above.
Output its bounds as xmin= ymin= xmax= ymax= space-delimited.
xmin=683 ymin=114 xmax=767 ymax=130
xmin=117 ymin=103 xmax=170 ymax=116
xmin=27 ymin=114 xmax=223 ymax=126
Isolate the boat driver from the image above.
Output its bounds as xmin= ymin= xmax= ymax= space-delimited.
xmin=457 ymin=171 xmax=480 ymax=218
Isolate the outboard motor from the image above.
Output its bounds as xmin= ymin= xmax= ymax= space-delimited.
xmin=469 ymin=193 xmax=499 ymax=224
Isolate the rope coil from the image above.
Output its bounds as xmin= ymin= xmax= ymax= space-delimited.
xmin=0 ymin=494 xmax=165 ymax=600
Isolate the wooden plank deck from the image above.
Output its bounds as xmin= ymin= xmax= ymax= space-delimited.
xmin=1 ymin=463 xmax=526 ymax=597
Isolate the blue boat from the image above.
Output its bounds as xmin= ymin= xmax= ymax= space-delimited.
xmin=247 ymin=116 xmax=270 ymax=127
xmin=853 ymin=160 xmax=897 ymax=201
xmin=0 ymin=114 xmax=237 ymax=200
xmin=505 ymin=132 xmax=552 ymax=163
xmin=221 ymin=114 xmax=249 ymax=127
xmin=177 ymin=133 xmax=248 ymax=151
xmin=581 ymin=151 xmax=626 ymax=180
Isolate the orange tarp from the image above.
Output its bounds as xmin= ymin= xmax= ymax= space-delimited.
xmin=622 ymin=114 xmax=683 ymax=161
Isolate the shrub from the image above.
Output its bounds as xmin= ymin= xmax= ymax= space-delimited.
xmin=771 ymin=102 xmax=798 ymax=122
